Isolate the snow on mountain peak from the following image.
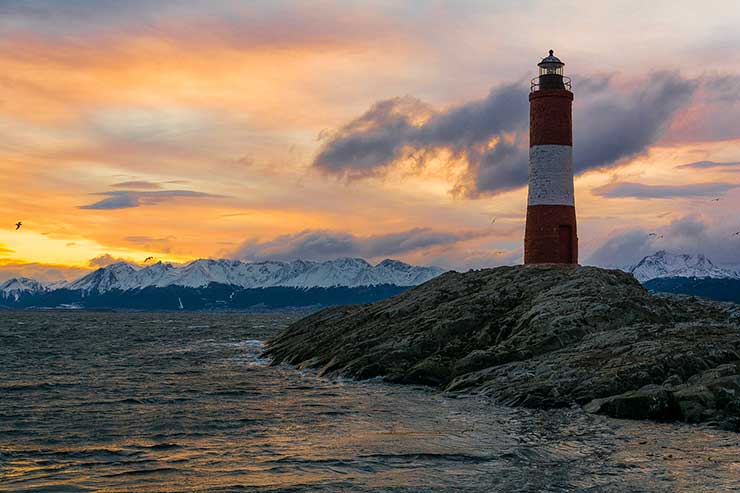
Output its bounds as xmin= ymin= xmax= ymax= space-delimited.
xmin=0 ymin=277 xmax=48 ymax=301
xmin=49 ymin=257 xmax=445 ymax=293
xmin=629 ymin=251 xmax=739 ymax=282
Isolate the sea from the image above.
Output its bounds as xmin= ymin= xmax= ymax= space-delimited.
xmin=1 ymin=310 xmax=739 ymax=492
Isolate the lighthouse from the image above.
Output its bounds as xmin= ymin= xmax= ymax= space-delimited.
xmin=524 ymin=50 xmax=578 ymax=264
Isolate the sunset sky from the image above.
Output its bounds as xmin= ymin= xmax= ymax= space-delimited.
xmin=1 ymin=0 xmax=740 ymax=281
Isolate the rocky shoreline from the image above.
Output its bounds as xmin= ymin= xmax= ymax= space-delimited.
xmin=265 ymin=265 xmax=740 ymax=430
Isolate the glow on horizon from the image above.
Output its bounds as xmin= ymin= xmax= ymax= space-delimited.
xmin=1 ymin=1 xmax=740 ymax=280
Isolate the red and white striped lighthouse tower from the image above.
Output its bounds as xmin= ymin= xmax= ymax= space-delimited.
xmin=524 ymin=50 xmax=578 ymax=264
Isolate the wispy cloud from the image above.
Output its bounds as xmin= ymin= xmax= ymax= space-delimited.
xmin=677 ymin=160 xmax=740 ymax=170
xmin=88 ymin=253 xmax=131 ymax=268
xmin=234 ymin=227 xmax=492 ymax=262
xmin=0 ymin=259 xmax=89 ymax=283
xmin=586 ymin=214 xmax=740 ymax=268
xmin=79 ymin=190 xmax=225 ymax=210
xmin=111 ymin=180 xmax=162 ymax=189
xmin=592 ymin=182 xmax=738 ymax=199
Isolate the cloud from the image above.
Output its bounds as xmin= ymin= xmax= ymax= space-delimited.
xmin=664 ymin=74 xmax=740 ymax=143
xmin=88 ymin=254 xmax=131 ymax=268
xmin=592 ymin=182 xmax=738 ymax=199
xmin=0 ymin=259 xmax=89 ymax=283
xmin=585 ymin=229 xmax=659 ymax=269
xmin=79 ymin=190 xmax=225 ymax=210
xmin=233 ymin=227 xmax=491 ymax=262
xmin=313 ymin=72 xmax=697 ymax=197
xmin=573 ymin=72 xmax=696 ymax=173
xmin=585 ymin=214 xmax=740 ymax=269
xmin=0 ymin=244 xmax=15 ymax=255
xmin=111 ymin=180 xmax=162 ymax=189
xmin=123 ymin=235 xmax=173 ymax=253
xmin=413 ymin=246 xmax=523 ymax=273
xmin=124 ymin=235 xmax=173 ymax=243
xmin=677 ymin=160 xmax=740 ymax=170
xmin=313 ymin=84 xmax=529 ymax=194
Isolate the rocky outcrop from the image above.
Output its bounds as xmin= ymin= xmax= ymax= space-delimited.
xmin=265 ymin=265 xmax=740 ymax=430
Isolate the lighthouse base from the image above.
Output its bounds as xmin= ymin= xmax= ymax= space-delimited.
xmin=524 ymin=205 xmax=578 ymax=264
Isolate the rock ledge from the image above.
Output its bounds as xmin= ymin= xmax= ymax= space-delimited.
xmin=265 ymin=265 xmax=740 ymax=430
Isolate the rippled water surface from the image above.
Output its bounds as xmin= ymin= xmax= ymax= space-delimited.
xmin=1 ymin=310 xmax=739 ymax=492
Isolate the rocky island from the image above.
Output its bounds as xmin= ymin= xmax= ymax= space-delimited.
xmin=266 ymin=265 xmax=740 ymax=430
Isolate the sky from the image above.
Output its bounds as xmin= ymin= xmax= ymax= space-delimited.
xmin=1 ymin=0 xmax=740 ymax=282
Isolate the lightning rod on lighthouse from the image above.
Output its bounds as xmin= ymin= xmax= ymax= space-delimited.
xmin=524 ymin=50 xmax=578 ymax=264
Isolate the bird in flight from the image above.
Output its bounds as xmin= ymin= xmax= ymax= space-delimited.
xmin=711 ymin=197 xmax=721 ymax=202
xmin=15 ymin=221 xmax=22 ymax=230
xmin=144 ymin=256 xmax=154 ymax=263
xmin=648 ymin=232 xmax=657 ymax=237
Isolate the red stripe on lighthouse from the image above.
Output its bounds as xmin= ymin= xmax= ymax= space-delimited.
xmin=524 ymin=88 xmax=578 ymax=265
xmin=529 ymin=91 xmax=573 ymax=146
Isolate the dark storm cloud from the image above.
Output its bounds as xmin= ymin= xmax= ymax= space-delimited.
xmin=573 ymin=72 xmax=696 ymax=173
xmin=701 ymin=74 xmax=740 ymax=103
xmin=663 ymin=74 xmax=740 ymax=143
xmin=79 ymin=190 xmax=225 ymax=210
xmin=585 ymin=229 xmax=656 ymax=269
xmin=313 ymin=84 xmax=528 ymax=190
xmin=233 ymin=228 xmax=490 ymax=262
xmin=586 ymin=215 xmax=740 ymax=269
xmin=677 ymin=160 xmax=740 ymax=170
xmin=313 ymin=96 xmax=430 ymax=178
xmin=592 ymin=182 xmax=738 ymax=199
xmin=313 ymin=72 xmax=697 ymax=197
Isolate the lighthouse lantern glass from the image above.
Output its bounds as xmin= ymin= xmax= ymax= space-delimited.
xmin=539 ymin=63 xmax=563 ymax=76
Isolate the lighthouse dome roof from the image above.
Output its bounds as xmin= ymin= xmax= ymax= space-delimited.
xmin=538 ymin=50 xmax=564 ymax=67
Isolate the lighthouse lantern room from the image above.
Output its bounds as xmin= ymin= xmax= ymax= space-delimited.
xmin=524 ymin=50 xmax=578 ymax=265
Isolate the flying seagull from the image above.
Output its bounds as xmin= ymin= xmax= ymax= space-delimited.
xmin=648 ymin=232 xmax=657 ymax=237
xmin=480 ymin=212 xmax=497 ymax=224
xmin=711 ymin=197 xmax=721 ymax=202
xmin=144 ymin=256 xmax=154 ymax=262
xmin=15 ymin=221 xmax=21 ymax=230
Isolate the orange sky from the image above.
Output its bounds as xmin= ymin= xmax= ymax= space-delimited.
xmin=1 ymin=1 xmax=739 ymax=281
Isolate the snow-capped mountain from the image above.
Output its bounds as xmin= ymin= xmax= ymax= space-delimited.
xmin=63 ymin=258 xmax=445 ymax=293
xmin=0 ymin=277 xmax=48 ymax=301
xmin=629 ymin=251 xmax=739 ymax=283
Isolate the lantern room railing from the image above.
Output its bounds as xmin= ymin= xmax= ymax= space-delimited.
xmin=530 ymin=75 xmax=571 ymax=92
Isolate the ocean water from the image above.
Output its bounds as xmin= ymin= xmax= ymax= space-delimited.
xmin=1 ymin=311 xmax=739 ymax=492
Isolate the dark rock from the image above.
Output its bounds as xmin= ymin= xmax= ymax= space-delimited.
xmin=584 ymin=385 xmax=679 ymax=420
xmin=265 ymin=265 xmax=740 ymax=428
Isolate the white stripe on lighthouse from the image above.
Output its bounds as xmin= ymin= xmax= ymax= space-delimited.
xmin=527 ymin=145 xmax=574 ymax=206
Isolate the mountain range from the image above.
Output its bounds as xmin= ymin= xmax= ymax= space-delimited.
xmin=0 ymin=258 xmax=444 ymax=310
xmin=627 ymin=250 xmax=739 ymax=283
xmin=2 ymin=251 xmax=738 ymax=309
xmin=626 ymin=251 xmax=740 ymax=303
